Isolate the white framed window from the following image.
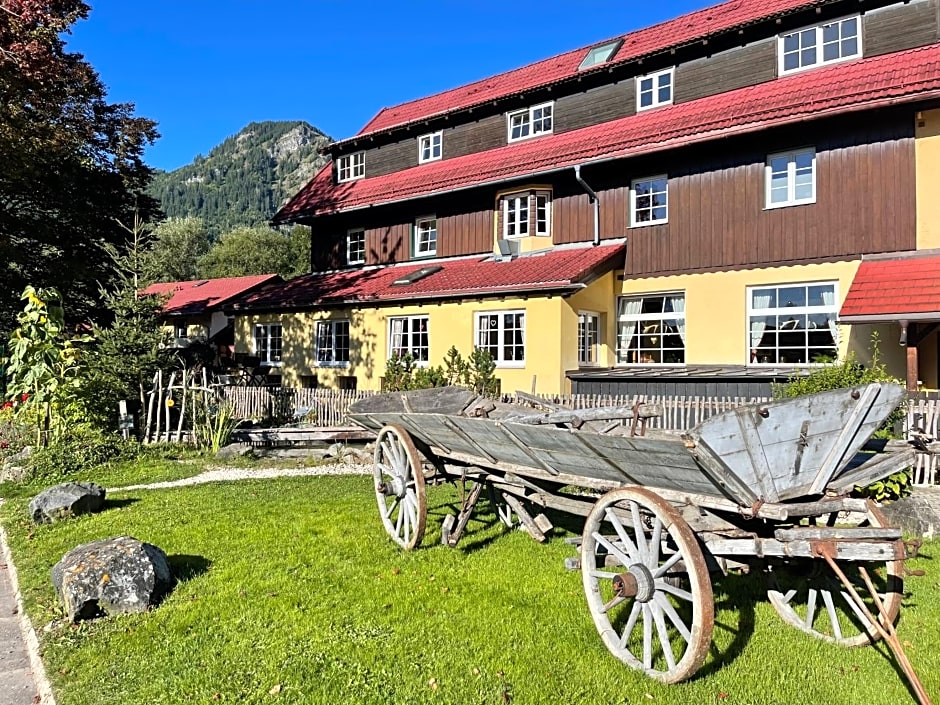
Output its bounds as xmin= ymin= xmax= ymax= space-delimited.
xmin=476 ymin=311 xmax=525 ymax=367
xmin=336 ymin=152 xmax=365 ymax=182
xmin=346 ymin=229 xmax=365 ymax=265
xmin=766 ymin=148 xmax=816 ymax=208
xmin=414 ymin=216 xmax=437 ymax=257
xmin=578 ymin=312 xmax=601 ymax=366
xmin=778 ymin=16 xmax=861 ymax=75
xmin=636 ymin=68 xmax=674 ymax=111
xmin=315 ymin=319 xmax=350 ymax=366
xmin=418 ymin=131 xmax=442 ymax=164
xmin=500 ymin=190 xmax=551 ymax=239
xmin=630 ymin=176 xmax=668 ymax=226
xmin=254 ymin=323 xmax=283 ymax=366
xmin=748 ymin=282 xmax=838 ymax=365
xmin=617 ymin=294 xmax=685 ymax=365
xmin=388 ymin=315 xmax=429 ymax=363
xmin=535 ymin=193 xmax=550 ymax=236
xmin=503 ymin=194 xmax=529 ymax=238
xmin=507 ymin=102 xmax=553 ymax=142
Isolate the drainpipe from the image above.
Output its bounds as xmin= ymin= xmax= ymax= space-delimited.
xmin=574 ymin=164 xmax=600 ymax=246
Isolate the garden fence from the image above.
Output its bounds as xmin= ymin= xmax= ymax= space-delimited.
xmin=216 ymin=386 xmax=940 ymax=488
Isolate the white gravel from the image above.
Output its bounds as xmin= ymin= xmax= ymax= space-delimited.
xmin=110 ymin=462 xmax=372 ymax=492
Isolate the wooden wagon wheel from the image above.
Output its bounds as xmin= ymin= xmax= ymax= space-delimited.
xmin=581 ymin=487 xmax=714 ymax=684
xmin=373 ymin=424 xmax=427 ymax=550
xmin=766 ymin=503 xmax=903 ymax=647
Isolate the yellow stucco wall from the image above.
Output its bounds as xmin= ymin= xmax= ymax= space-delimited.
xmin=916 ymin=108 xmax=940 ymax=251
xmin=235 ymin=294 xmax=579 ymax=394
xmin=618 ymin=262 xmax=909 ymax=380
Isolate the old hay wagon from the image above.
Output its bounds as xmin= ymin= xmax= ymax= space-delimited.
xmin=349 ymin=383 xmax=927 ymax=697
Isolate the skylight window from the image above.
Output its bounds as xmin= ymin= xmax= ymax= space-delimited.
xmin=579 ymin=39 xmax=623 ymax=70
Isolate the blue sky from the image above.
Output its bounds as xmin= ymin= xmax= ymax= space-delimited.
xmin=68 ymin=1 xmax=713 ymax=172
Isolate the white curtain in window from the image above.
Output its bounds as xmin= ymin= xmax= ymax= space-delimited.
xmin=390 ymin=318 xmax=405 ymax=355
xmin=667 ymin=295 xmax=686 ymax=344
xmin=617 ymin=298 xmax=643 ymax=358
xmin=820 ymin=288 xmax=838 ymax=344
xmin=749 ymin=293 xmax=773 ymax=354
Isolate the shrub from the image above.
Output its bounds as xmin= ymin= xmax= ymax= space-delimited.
xmin=26 ymin=425 xmax=137 ymax=484
xmin=383 ymin=347 xmax=498 ymax=395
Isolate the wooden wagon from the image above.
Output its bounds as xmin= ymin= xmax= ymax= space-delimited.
xmin=349 ymin=383 xmax=922 ymax=689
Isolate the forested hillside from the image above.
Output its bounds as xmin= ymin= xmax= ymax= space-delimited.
xmin=149 ymin=121 xmax=331 ymax=236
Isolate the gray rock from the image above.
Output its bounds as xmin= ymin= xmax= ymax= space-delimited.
xmin=28 ymin=481 xmax=105 ymax=524
xmin=0 ymin=446 xmax=32 ymax=483
xmin=327 ymin=442 xmax=347 ymax=460
xmin=880 ymin=487 xmax=940 ymax=539
xmin=51 ymin=536 xmax=174 ymax=622
xmin=215 ymin=442 xmax=253 ymax=459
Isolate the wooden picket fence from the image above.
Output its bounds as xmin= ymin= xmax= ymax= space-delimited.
xmin=216 ymin=386 xmax=940 ymax=487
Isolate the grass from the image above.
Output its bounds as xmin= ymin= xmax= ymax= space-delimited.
xmin=2 ymin=470 xmax=939 ymax=705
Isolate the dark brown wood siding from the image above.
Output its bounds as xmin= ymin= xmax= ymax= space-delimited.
xmin=439 ymin=209 xmax=494 ymax=257
xmin=863 ymin=0 xmax=938 ymax=58
xmin=365 ymin=138 xmax=417 ymax=178
xmin=675 ymin=39 xmax=777 ymax=104
xmin=555 ymin=82 xmax=633 ymax=134
xmin=615 ymin=113 xmax=916 ymax=276
xmin=366 ymin=222 xmax=410 ymax=264
xmin=444 ymin=114 xmax=506 ymax=159
xmin=310 ymin=232 xmax=345 ymax=272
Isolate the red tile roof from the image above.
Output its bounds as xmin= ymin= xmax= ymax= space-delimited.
xmin=276 ymin=44 xmax=940 ymax=223
xmin=230 ymin=242 xmax=625 ymax=312
xmin=142 ymin=275 xmax=281 ymax=316
xmin=353 ymin=0 xmax=822 ymax=140
xmin=840 ymin=255 xmax=940 ymax=321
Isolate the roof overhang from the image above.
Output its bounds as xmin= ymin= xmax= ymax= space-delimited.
xmin=839 ymin=252 xmax=940 ymax=324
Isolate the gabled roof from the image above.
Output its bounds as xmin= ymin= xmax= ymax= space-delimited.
xmin=348 ymin=0 xmax=825 ymax=142
xmin=275 ymin=43 xmax=940 ymax=223
xmin=839 ymin=253 xmax=940 ymax=322
xmin=142 ymin=275 xmax=282 ymax=317
xmin=229 ymin=241 xmax=625 ymax=313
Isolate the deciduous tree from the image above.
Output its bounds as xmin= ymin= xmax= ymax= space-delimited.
xmin=141 ymin=217 xmax=211 ymax=284
xmin=0 ymin=0 xmax=159 ymax=333
xmin=198 ymin=226 xmax=306 ymax=279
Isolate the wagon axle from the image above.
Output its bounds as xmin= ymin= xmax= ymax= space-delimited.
xmin=612 ymin=567 xmax=655 ymax=603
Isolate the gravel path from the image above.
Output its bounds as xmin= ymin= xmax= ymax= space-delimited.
xmin=110 ymin=462 xmax=372 ymax=493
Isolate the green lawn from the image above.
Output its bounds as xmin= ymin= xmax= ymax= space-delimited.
xmin=2 ymin=469 xmax=939 ymax=705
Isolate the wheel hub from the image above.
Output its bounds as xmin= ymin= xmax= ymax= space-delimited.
xmin=376 ymin=475 xmax=406 ymax=497
xmin=614 ymin=564 xmax=655 ymax=603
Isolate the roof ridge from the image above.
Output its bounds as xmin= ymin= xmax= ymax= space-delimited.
xmin=348 ymin=0 xmax=821 ymax=141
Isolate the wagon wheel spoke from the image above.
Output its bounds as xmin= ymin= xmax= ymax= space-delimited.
xmin=373 ymin=425 xmax=427 ymax=550
xmin=582 ymin=487 xmax=713 ymax=684
xmin=766 ymin=504 xmax=903 ymax=647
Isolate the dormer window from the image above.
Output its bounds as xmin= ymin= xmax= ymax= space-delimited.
xmin=500 ymin=189 xmax=552 ymax=239
xmin=636 ymin=68 xmax=673 ymax=111
xmin=579 ymin=39 xmax=623 ymax=70
xmin=336 ymin=152 xmax=365 ymax=182
xmin=507 ymin=102 xmax=553 ymax=142
xmin=778 ymin=16 xmax=860 ymax=75
xmin=418 ymin=131 xmax=442 ymax=163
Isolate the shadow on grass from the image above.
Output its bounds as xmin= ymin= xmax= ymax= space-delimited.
xmin=697 ymin=570 xmax=760 ymax=678
xmin=104 ymin=497 xmax=139 ymax=511
xmin=168 ymin=554 xmax=212 ymax=582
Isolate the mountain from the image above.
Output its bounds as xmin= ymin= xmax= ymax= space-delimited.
xmin=149 ymin=121 xmax=332 ymax=237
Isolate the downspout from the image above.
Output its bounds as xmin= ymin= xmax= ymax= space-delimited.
xmin=574 ymin=164 xmax=600 ymax=246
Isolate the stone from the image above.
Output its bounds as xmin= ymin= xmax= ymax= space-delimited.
xmin=28 ymin=481 xmax=106 ymax=524
xmin=215 ymin=442 xmax=253 ymax=459
xmin=880 ymin=486 xmax=940 ymax=539
xmin=0 ymin=446 xmax=32 ymax=483
xmin=51 ymin=536 xmax=175 ymax=622
xmin=327 ymin=442 xmax=347 ymax=460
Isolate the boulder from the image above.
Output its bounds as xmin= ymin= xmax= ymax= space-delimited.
xmin=880 ymin=487 xmax=940 ymax=539
xmin=0 ymin=446 xmax=31 ymax=483
xmin=215 ymin=442 xmax=254 ymax=460
xmin=51 ymin=536 xmax=175 ymax=622
xmin=29 ymin=481 xmax=106 ymax=524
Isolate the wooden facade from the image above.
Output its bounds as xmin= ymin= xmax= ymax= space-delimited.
xmin=313 ymin=111 xmax=916 ymax=278
xmin=337 ymin=0 xmax=936 ymax=181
